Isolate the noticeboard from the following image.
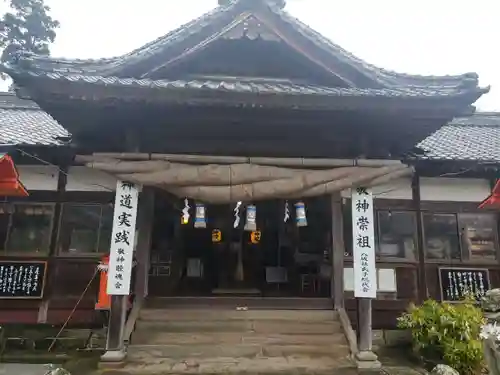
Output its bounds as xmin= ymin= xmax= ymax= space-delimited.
xmin=439 ymin=267 xmax=490 ymax=302
xmin=0 ymin=260 xmax=47 ymax=299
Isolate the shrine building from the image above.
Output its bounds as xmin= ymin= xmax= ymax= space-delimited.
xmin=0 ymin=0 xmax=496 ymax=371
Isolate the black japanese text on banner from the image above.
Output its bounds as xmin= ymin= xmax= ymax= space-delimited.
xmin=351 ymin=187 xmax=377 ymax=298
xmin=107 ymin=181 xmax=140 ymax=295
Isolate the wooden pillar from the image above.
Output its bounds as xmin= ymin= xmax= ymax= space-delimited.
xmin=48 ymin=147 xmax=71 ymax=256
xmin=134 ymin=187 xmax=155 ymax=300
xmin=331 ymin=193 xmax=345 ymax=309
xmin=44 ymin=148 xmax=71 ymax=324
xmin=105 ymin=295 xmax=128 ymax=352
xmin=102 ymin=181 xmax=140 ymax=364
xmin=357 ymin=298 xmax=373 ymax=351
xmin=412 ymin=171 xmax=427 ymax=302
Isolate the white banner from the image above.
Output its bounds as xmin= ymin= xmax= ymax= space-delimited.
xmin=351 ymin=187 xmax=377 ymax=298
xmin=107 ymin=180 xmax=139 ymax=295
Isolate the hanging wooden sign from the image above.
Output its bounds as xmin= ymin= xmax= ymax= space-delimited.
xmin=0 ymin=260 xmax=47 ymax=299
xmin=439 ymin=267 xmax=490 ymax=302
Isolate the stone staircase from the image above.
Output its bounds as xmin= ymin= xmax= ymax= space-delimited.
xmin=125 ymin=304 xmax=355 ymax=374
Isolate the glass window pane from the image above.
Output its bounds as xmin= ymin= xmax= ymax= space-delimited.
xmin=6 ymin=204 xmax=53 ymax=253
xmin=97 ymin=204 xmax=113 ymax=253
xmin=377 ymin=211 xmax=417 ymax=260
xmin=460 ymin=213 xmax=498 ymax=261
xmin=423 ymin=213 xmax=460 ymax=260
xmin=59 ymin=204 xmax=101 ymax=254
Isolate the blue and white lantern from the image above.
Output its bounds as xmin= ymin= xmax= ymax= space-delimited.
xmin=244 ymin=204 xmax=257 ymax=231
xmin=194 ymin=203 xmax=207 ymax=228
xmin=295 ymin=201 xmax=307 ymax=227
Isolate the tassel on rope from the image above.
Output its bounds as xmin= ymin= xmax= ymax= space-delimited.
xmin=233 ymin=201 xmax=242 ymax=229
xmin=181 ymin=198 xmax=190 ymax=225
xmin=194 ymin=203 xmax=207 ymax=228
xmin=284 ymin=200 xmax=290 ymax=223
xmin=295 ymin=201 xmax=308 ymax=227
xmin=244 ymin=204 xmax=257 ymax=231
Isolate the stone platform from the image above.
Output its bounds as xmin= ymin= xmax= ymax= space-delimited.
xmin=119 ymin=307 xmax=355 ymax=374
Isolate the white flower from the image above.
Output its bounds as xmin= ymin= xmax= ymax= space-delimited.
xmin=480 ymin=322 xmax=500 ymax=341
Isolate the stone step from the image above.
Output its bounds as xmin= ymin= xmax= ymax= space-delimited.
xmin=135 ymin=319 xmax=343 ymax=334
xmin=131 ymin=331 xmax=348 ymax=346
xmin=127 ymin=343 xmax=351 ymax=362
xmin=122 ymin=356 xmax=356 ymax=374
xmin=139 ymin=308 xmax=338 ymax=322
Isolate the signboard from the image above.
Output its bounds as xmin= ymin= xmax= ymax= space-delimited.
xmin=351 ymin=187 xmax=377 ymax=298
xmin=0 ymin=261 xmax=47 ymax=299
xmin=107 ymin=180 xmax=139 ymax=295
xmin=439 ymin=267 xmax=490 ymax=302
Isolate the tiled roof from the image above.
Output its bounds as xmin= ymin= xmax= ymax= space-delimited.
xmin=418 ymin=113 xmax=500 ymax=162
xmin=0 ymin=92 xmax=69 ymax=146
xmin=3 ymin=0 xmax=486 ymax=93
xmin=13 ymin=73 xmax=484 ymax=100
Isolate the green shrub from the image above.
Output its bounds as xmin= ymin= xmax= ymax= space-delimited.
xmin=397 ymin=298 xmax=485 ymax=375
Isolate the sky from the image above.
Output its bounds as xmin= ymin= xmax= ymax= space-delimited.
xmin=1 ymin=0 xmax=499 ymax=110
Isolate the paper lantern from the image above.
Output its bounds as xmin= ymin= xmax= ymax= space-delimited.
xmin=250 ymin=231 xmax=261 ymax=244
xmin=244 ymin=204 xmax=257 ymax=231
xmin=295 ymin=201 xmax=308 ymax=227
xmin=194 ymin=203 xmax=207 ymax=228
xmin=212 ymin=229 xmax=222 ymax=243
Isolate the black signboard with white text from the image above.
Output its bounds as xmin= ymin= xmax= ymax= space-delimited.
xmin=0 ymin=261 xmax=47 ymax=299
xmin=439 ymin=267 xmax=490 ymax=302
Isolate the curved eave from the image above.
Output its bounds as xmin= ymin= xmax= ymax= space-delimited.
xmin=9 ymin=72 xmax=486 ymax=114
xmin=6 ymin=3 xmax=236 ymax=77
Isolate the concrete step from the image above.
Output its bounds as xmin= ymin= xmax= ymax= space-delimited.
xmin=135 ymin=319 xmax=343 ymax=334
xmin=131 ymin=331 xmax=348 ymax=346
xmin=122 ymin=356 xmax=356 ymax=374
xmin=139 ymin=308 xmax=338 ymax=322
xmin=127 ymin=343 xmax=350 ymax=361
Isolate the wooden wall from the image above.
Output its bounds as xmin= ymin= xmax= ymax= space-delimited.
xmin=2 ymin=165 xmax=499 ymax=330
xmin=0 ymin=166 xmax=115 ymax=326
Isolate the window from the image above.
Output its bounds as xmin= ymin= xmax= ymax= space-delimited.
xmin=0 ymin=203 xmax=54 ymax=254
xmin=423 ymin=212 xmax=498 ymax=261
xmin=377 ymin=211 xmax=417 ymax=260
xmin=58 ymin=203 xmax=113 ymax=255
xmin=460 ymin=213 xmax=498 ymax=261
xmin=423 ymin=213 xmax=460 ymax=260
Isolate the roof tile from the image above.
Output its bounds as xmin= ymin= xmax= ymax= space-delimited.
xmin=418 ymin=113 xmax=500 ymax=162
xmin=0 ymin=92 xmax=69 ymax=146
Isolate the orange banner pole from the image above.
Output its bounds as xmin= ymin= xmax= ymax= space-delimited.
xmin=95 ymin=255 xmax=111 ymax=310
